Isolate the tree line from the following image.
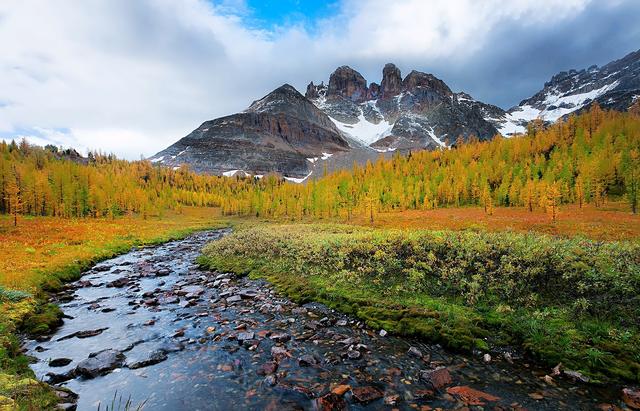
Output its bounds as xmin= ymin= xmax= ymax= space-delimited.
xmin=2 ymin=103 xmax=639 ymax=225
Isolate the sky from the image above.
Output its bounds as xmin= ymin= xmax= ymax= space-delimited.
xmin=1 ymin=0 xmax=639 ymax=159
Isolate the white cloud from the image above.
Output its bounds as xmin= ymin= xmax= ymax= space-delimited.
xmin=1 ymin=0 xmax=635 ymax=159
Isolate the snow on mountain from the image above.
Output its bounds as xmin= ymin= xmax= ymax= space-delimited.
xmin=497 ymin=49 xmax=640 ymax=134
xmin=329 ymin=111 xmax=393 ymax=146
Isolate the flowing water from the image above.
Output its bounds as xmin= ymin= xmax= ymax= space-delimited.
xmin=25 ymin=229 xmax=623 ymax=410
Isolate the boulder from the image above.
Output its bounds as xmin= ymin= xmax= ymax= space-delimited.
xmin=75 ymin=349 xmax=125 ymax=379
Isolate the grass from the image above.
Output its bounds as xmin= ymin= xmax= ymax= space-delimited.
xmin=199 ymin=223 xmax=640 ymax=384
xmin=0 ymin=207 xmax=227 ymax=410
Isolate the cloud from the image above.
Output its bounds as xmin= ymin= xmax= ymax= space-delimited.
xmin=0 ymin=0 xmax=638 ymax=159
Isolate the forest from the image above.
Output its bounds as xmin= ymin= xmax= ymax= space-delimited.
xmin=1 ymin=104 xmax=640 ymax=225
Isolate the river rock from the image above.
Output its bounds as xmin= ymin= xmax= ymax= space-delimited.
xmin=347 ymin=349 xmax=361 ymax=359
xmin=226 ymin=295 xmax=242 ymax=303
xmin=446 ymin=386 xmax=500 ymax=405
xmin=239 ymin=289 xmax=258 ymax=299
xmin=126 ymin=349 xmax=168 ymax=369
xmin=45 ymin=370 xmax=76 ymax=384
xmin=75 ymin=349 xmax=125 ymax=378
xmin=271 ymin=346 xmax=290 ymax=361
xmin=384 ymin=393 xmax=400 ymax=405
xmin=144 ymin=298 xmax=159 ymax=306
xmin=298 ymin=354 xmax=320 ymax=366
xmin=106 ymin=278 xmax=129 ymax=288
xmin=269 ymin=332 xmax=291 ymax=343
xmin=408 ymin=346 xmax=423 ymax=358
xmin=421 ymin=367 xmax=452 ymax=390
xmin=316 ymin=392 xmax=347 ymax=411
xmin=177 ymin=285 xmax=204 ymax=296
xmin=564 ymin=370 xmax=590 ymax=383
xmin=257 ymin=362 xmax=278 ymax=376
xmin=351 ymin=386 xmax=384 ymax=404
xmin=623 ymin=387 xmax=640 ymax=409
xmin=57 ymin=328 xmax=108 ymax=341
xmin=237 ymin=331 xmax=255 ymax=341
xmin=157 ymin=340 xmax=185 ymax=353
xmin=49 ymin=358 xmax=73 ymax=367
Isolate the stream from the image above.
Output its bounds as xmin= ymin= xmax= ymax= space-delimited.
xmin=24 ymin=229 xmax=624 ymax=410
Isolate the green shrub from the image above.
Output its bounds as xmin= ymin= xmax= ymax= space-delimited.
xmin=0 ymin=287 xmax=32 ymax=303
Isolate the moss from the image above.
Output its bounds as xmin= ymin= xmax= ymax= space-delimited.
xmin=22 ymin=304 xmax=63 ymax=336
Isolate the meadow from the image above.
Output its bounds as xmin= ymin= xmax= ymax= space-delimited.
xmin=349 ymin=202 xmax=640 ymax=241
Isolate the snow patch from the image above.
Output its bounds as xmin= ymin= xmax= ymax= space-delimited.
xmin=284 ymin=171 xmax=312 ymax=184
xmin=330 ymin=109 xmax=393 ymax=146
xmin=150 ymin=156 xmax=164 ymax=163
xmin=223 ymin=169 xmax=242 ymax=177
xmin=427 ymin=128 xmax=447 ymax=148
xmin=175 ymin=147 xmax=189 ymax=157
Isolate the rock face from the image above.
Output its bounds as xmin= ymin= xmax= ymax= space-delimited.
xmin=494 ymin=48 xmax=640 ymax=134
xmin=149 ymin=84 xmax=349 ymax=179
xmin=381 ymin=63 xmax=403 ymax=99
xmin=327 ymin=66 xmax=368 ymax=102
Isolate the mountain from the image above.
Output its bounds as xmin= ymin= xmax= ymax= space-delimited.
xmin=150 ymin=49 xmax=640 ymax=180
xmin=494 ymin=49 xmax=640 ymax=134
xmin=305 ymin=64 xmax=499 ymax=152
xmin=149 ymin=84 xmax=349 ymax=179
xmin=152 ymin=64 xmax=502 ymax=179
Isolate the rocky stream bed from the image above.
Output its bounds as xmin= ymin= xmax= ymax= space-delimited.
xmin=24 ymin=229 xmax=637 ymax=410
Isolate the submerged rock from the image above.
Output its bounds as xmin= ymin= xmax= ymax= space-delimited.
xmin=351 ymin=386 xmax=383 ymax=404
xmin=316 ymin=392 xmax=347 ymax=411
xmin=298 ymin=354 xmax=320 ymax=366
xmin=421 ymin=367 xmax=452 ymax=390
xmin=126 ymin=349 xmax=168 ymax=369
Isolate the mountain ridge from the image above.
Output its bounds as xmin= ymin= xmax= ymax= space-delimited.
xmin=150 ymin=48 xmax=640 ymax=180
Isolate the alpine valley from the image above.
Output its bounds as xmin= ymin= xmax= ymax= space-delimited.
xmin=150 ymin=49 xmax=640 ymax=180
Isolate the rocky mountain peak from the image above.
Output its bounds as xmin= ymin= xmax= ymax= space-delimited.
xmin=327 ymin=66 xmax=368 ymax=102
xmin=381 ymin=63 xmax=403 ymax=99
xmin=402 ymin=70 xmax=452 ymax=97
